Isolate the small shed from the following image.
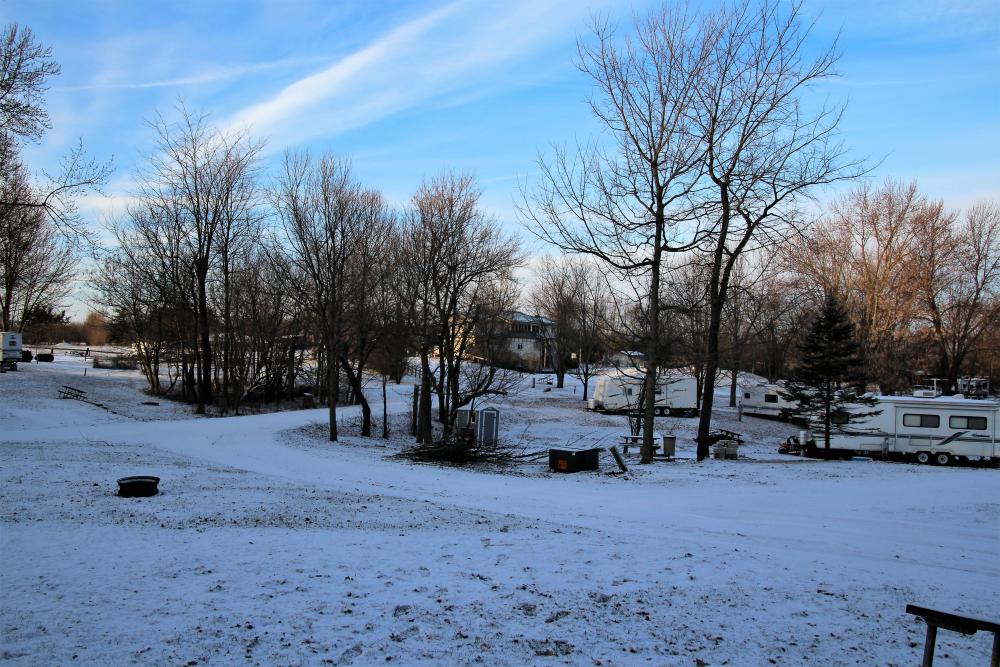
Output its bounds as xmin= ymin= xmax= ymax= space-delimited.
xmin=456 ymin=406 xmax=500 ymax=446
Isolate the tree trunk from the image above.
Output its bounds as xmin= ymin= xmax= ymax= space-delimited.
xmin=382 ymin=373 xmax=389 ymax=439
xmin=195 ymin=261 xmax=213 ymax=414
xmin=641 ymin=214 xmax=664 ymax=464
xmin=696 ymin=295 xmax=724 ymax=461
xmin=729 ymin=366 xmax=739 ymax=408
xmin=417 ymin=348 xmax=433 ymax=443
xmin=339 ymin=354 xmax=371 ymax=437
xmin=326 ymin=335 xmax=339 ymax=442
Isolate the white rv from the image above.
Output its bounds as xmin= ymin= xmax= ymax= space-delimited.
xmin=588 ymin=373 xmax=698 ymax=416
xmin=0 ymin=332 xmax=22 ymax=371
xmin=740 ymin=382 xmax=797 ymax=419
xmin=785 ymin=395 xmax=999 ymax=465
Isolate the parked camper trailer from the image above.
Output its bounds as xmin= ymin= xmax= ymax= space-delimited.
xmin=783 ymin=395 xmax=999 ymax=465
xmin=740 ymin=382 xmax=797 ymax=419
xmin=957 ymin=377 xmax=991 ymax=399
xmin=588 ymin=374 xmax=698 ymax=416
xmin=0 ymin=332 xmax=22 ymax=371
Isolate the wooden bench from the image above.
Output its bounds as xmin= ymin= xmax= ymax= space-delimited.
xmin=905 ymin=604 xmax=1000 ymax=666
xmin=58 ymin=385 xmax=87 ymax=401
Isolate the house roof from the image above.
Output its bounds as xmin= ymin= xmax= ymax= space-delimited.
xmin=505 ymin=311 xmax=555 ymax=326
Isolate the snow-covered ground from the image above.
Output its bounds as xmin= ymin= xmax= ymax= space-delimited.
xmin=2 ymin=359 xmax=998 ymax=665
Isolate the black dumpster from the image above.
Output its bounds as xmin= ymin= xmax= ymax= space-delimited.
xmin=549 ymin=448 xmax=601 ymax=473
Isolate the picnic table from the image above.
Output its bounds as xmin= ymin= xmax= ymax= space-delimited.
xmin=905 ymin=604 xmax=1000 ymax=666
xmin=619 ymin=432 xmax=662 ymax=455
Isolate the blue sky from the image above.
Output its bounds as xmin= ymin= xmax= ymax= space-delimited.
xmin=7 ymin=0 xmax=1000 ymax=241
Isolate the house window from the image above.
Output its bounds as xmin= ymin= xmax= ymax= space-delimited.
xmin=516 ymin=343 xmax=523 ymax=350
xmin=903 ymin=414 xmax=940 ymax=428
xmin=625 ymin=388 xmax=633 ymax=396
xmin=949 ymin=415 xmax=987 ymax=430
xmin=764 ymin=394 xmax=778 ymax=404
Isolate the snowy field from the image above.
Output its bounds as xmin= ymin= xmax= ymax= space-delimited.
xmin=2 ymin=358 xmax=998 ymax=665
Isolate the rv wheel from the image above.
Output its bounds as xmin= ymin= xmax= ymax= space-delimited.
xmin=934 ymin=452 xmax=951 ymax=466
xmin=655 ymin=407 xmax=665 ymax=417
xmin=915 ymin=451 xmax=931 ymax=465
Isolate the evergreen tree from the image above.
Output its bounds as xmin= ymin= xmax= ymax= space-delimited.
xmin=781 ymin=295 xmax=880 ymax=457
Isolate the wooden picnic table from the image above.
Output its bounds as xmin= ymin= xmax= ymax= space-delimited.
xmin=905 ymin=604 xmax=1000 ymax=666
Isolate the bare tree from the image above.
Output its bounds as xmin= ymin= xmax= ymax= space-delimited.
xmin=568 ymin=258 xmax=611 ymax=401
xmin=1 ymin=155 xmax=75 ymax=330
xmin=530 ymin=255 xmax=578 ymax=388
xmin=273 ymin=152 xmax=365 ymax=441
xmin=788 ymin=180 xmax=928 ymax=392
xmin=0 ymin=23 xmax=59 ymax=140
xmin=522 ymin=6 xmax=710 ymax=463
xmin=406 ymin=173 xmax=522 ymax=442
xmin=914 ymin=199 xmax=1000 ymax=389
xmin=138 ymin=107 xmax=263 ymax=414
xmin=0 ymin=25 xmax=110 ymax=243
xmin=339 ymin=191 xmax=396 ymax=437
xmin=689 ymin=0 xmax=861 ymax=459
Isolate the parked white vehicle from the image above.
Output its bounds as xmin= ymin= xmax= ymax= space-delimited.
xmin=784 ymin=394 xmax=999 ymax=465
xmin=739 ymin=382 xmax=797 ymax=419
xmin=588 ymin=373 xmax=698 ymax=416
xmin=0 ymin=331 xmax=22 ymax=371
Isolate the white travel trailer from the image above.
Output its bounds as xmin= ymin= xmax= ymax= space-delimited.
xmin=740 ymin=382 xmax=797 ymax=419
xmin=0 ymin=331 xmax=22 ymax=371
xmin=785 ymin=395 xmax=999 ymax=465
xmin=588 ymin=373 xmax=698 ymax=416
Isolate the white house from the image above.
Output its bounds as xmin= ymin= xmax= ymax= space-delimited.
xmin=503 ymin=311 xmax=555 ymax=371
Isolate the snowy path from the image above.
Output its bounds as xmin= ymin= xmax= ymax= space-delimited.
xmin=8 ymin=397 xmax=997 ymax=584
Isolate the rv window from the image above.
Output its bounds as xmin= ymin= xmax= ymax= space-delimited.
xmin=949 ymin=415 xmax=987 ymax=430
xmin=831 ymin=411 xmax=849 ymax=425
xmin=764 ymin=394 xmax=778 ymax=403
xmin=902 ymin=414 xmax=940 ymax=428
xmin=625 ymin=388 xmax=633 ymax=396
xmin=744 ymin=392 xmax=751 ymax=399
xmin=654 ymin=390 xmax=663 ymax=395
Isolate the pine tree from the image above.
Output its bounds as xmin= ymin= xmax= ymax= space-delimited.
xmin=781 ymin=295 xmax=880 ymax=457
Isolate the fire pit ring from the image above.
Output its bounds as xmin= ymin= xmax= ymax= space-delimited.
xmin=116 ymin=476 xmax=160 ymax=497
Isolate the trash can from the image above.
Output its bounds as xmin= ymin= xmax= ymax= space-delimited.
xmin=661 ymin=435 xmax=676 ymax=458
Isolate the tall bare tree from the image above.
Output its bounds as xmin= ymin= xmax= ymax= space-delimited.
xmin=407 ymin=173 xmax=522 ymax=442
xmin=914 ymin=200 xmax=1000 ymax=389
xmin=274 ymin=152 xmax=366 ymax=441
xmin=138 ymin=107 xmax=263 ymax=414
xmin=523 ymin=6 xmax=710 ymax=463
xmin=689 ymin=0 xmax=860 ymax=459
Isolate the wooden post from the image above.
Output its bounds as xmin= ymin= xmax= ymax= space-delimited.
xmin=382 ymin=374 xmax=389 ymax=439
xmin=921 ymin=624 xmax=937 ymax=667
xmin=609 ymin=446 xmax=629 ymax=473
xmin=410 ymin=385 xmax=419 ymax=436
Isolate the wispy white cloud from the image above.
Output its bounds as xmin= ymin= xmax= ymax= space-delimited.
xmin=55 ymin=55 xmax=333 ymax=92
xmin=223 ymin=0 xmax=599 ymax=151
